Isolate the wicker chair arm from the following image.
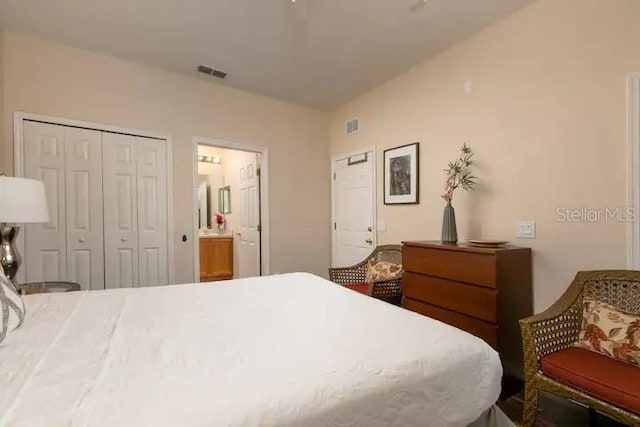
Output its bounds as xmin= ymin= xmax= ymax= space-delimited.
xmin=328 ymin=245 xmax=403 ymax=303
xmin=328 ymin=264 xmax=367 ymax=285
xmin=520 ymin=294 xmax=576 ymax=326
xmin=520 ymin=277 xmax=584 ymax=377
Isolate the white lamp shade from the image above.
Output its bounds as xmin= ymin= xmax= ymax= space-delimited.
xmin=0 ymin=176 xmax=50 ymax=223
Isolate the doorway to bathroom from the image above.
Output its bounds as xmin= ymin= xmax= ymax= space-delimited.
xmin=192 ymin=138 xmax=269 ymax=282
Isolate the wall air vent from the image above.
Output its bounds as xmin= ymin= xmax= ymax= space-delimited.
xmin=345 ymin=118 xmax=360 ymax=135
xmin=196 ymin=65 xmax=228 ymax=79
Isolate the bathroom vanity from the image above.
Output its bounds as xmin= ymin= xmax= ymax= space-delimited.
xmin=199 ymin=234 xmax=233 ymax=282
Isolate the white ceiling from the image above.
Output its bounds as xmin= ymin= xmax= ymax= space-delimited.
xmin=0 ymin=0 xmax=534 ymax=110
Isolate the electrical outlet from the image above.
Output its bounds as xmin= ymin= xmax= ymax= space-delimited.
xmin=517 ymin=221 xmax=536 ymax=239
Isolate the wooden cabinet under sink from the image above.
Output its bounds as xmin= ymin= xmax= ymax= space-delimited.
xmin=199 ymin=237 xmax=233 ymax=282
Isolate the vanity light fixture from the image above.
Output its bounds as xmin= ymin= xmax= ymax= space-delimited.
xmin=198 ymin=156 xmax=222 ymax=165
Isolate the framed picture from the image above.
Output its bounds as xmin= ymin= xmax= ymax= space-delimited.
xmin=383 ymin=142 xmax=419 ymax=205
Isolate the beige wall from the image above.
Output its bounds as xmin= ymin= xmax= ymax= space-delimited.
xmin=0 ymin=31 xmax=4 ymax=161
xmin=1 ymin=31 xmax=331 ymax=282
xmin=330 ymin=0 xmax=640 ymax=312
xmin=3 ymin=1 xmax=638 ymax=309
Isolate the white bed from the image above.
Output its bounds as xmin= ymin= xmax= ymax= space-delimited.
xmin=0 ymin=273 xmax=508 ymax=427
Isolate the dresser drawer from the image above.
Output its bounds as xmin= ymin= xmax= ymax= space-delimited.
xmin=402 ymin=297 xmax=498 ymax=347
xmin=403 ymin=245 xmax=497 ymax=288
xmin=403 ymin=272 xmax=497 ymax=323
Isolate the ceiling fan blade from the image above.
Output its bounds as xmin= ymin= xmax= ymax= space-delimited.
xmin=409 ymin=0 xmax=429 ymax=12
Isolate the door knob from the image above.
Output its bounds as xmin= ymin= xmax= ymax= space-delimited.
xmin=367 ymin=226 xmax=373 ymax=232
xmin=121 ymin=237 xmax=127 ymax=242
xmin=79 ymin=237 xmax=85 ymax=243
xmin=365 ymin=238 xmax=373 ymax=245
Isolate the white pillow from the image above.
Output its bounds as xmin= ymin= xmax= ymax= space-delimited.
xmin=0 ymin=265 xmax=25 ymax=343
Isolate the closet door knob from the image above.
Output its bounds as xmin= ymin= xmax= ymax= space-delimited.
xmin=78 ymin=237 xmax=86 ymax=243
xmin=121 ymin=237 xmax=127 ymax=242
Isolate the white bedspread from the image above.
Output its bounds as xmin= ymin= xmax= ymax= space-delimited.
xmin=0 ymin=273 xmax=502 ymax=427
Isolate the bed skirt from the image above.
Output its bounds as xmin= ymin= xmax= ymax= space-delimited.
xmin=468 ymin=405 xmax=516 ymax=427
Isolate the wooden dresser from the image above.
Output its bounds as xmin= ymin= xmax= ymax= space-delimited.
xmin=402 ymin=241 xmax=532 ymax=381
xmin=199 ymin=237 xmax=234 ymax=282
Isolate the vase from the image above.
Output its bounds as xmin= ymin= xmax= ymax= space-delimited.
xmin=217 ymin=223 xmax=225 ymax=232
xmin=441 ymin=200 xmax=458 ymax=244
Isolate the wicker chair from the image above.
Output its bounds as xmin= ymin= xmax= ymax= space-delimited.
xmin=519 ymin=270 xmax=640 ymax=427
xmin=328 ymin=245 xmax=403 ymax=306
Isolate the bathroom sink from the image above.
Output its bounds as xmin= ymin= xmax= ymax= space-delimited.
xmin=199 ymin=229 xmax=231 ymax=238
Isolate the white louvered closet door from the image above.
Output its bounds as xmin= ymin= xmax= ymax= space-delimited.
xmin=64 ymin=127 xmax=105 ymax=290
xmin=102 ymin=133 xmax=140 ymax=289
xmin=136 ymin=137 xmax=168 ymax=287
xmin=23 ymin=121 xmax=68 ymax=283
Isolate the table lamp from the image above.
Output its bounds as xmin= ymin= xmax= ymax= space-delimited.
xmin=0 ymin=175 xmax=50 ymax=291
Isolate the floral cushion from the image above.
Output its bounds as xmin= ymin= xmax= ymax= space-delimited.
xmin=0 ymin=264 xmax=26 ymax=344
xmin=574 ymin=297 xmax=640 ymax=366
xmin=364 ymin=259 xmax=402 ymax=284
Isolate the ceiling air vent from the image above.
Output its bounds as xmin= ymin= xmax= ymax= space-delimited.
xmin=196 ymin=65 xmax=228 ymax=79
xmin=345 ymin=118 xmax=360 ymax=135
xmin=211 ymin=69 xmax=227 ymax=79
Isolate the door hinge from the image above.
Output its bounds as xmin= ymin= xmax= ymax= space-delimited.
xmin=333 ymin=172 xmax=336 ymax=180
xmin=257 ymin=166 xmax=261 ymax=177
xmin=334 ymin=222 xmax=336 ymax=230
xmin=257 ymin=224 xmax=262 ymax=232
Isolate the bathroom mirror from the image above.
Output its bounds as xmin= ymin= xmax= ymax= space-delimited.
xmin=198 ymin=181 xmax=209 ymax=228
xmin=219 ymin=186 xmax=231 ymax=214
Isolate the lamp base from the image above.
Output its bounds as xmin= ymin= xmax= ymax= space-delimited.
xmin=0 ymin=224 xmax=22 ymax=292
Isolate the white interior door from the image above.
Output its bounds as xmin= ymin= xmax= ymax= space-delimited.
xmin=102 ymin=133 xmax=139 ymax=289
xmin=23 ymin=121 xmax=67 ymax=282
xmin=333 ymin=151 xmax=376 ymax=267
xmin=64 ymin=127 xmax=105 ymax=290
xmin=136 ymin=137 xmax=168 ymax=287
xmin=238 ymin=153 xmax=260 ymax=278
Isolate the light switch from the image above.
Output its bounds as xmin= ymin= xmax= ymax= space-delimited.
xmin=517 ymin=221 xmax=536 ymax=239
xmin=377 ymin=220 xmax=386 ymax=232
xmin=464 ymin=79 xmax=473 ymax=93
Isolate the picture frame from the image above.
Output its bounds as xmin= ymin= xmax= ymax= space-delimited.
xmin=383 ymin=142 xmax=419 ymax=205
